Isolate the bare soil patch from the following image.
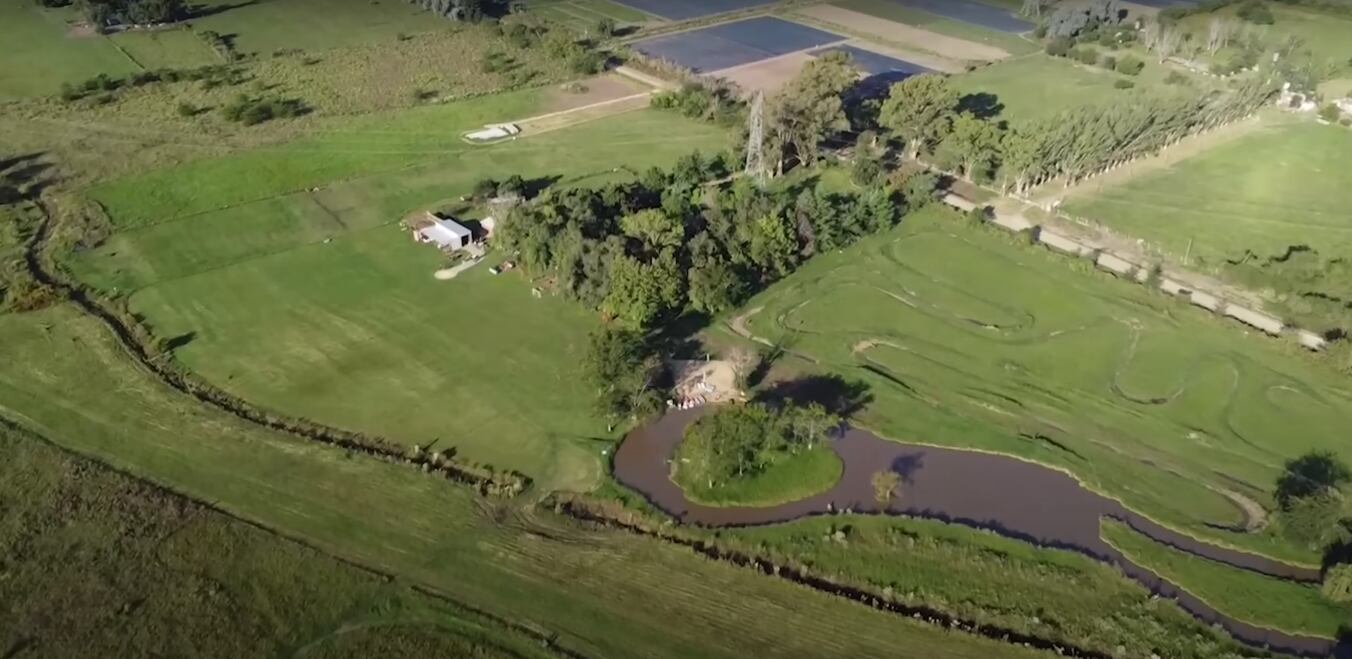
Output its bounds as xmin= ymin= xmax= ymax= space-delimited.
xmin=543 ymin=73 xmax=648 ymax=113
xmin=66 ymin=23 xmax=100 ymax=39
xmin=713 ymin=51 xmax=819 ymax=96
xmin=795 ymin=4 xmax=1010 ymax=62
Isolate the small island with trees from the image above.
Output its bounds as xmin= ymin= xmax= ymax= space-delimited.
xmin=673 ymin=400 xmax=843 ymax=507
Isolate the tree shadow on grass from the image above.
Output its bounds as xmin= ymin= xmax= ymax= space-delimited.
xmin=185 ymin=2 xmax=260 ymax=20
xmin=755 ymin=374 xmax=873 ymax=418
xmin=958 ymin=92 xmax=1004 ymax=120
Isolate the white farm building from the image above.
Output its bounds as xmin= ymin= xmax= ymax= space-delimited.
xmin=409 ymin=211 xmax=473 ymax=251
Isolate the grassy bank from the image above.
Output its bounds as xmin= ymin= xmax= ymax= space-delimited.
xmin=734 ymin=205 xmax=1352 ymax=563
xmin=1103 ymin=520 xmax=1350 ymax=639
xmin=702 ymin=513 xmax=1261 ymax=658
xmin=0 ymin=304 xmax=1048 ymax=659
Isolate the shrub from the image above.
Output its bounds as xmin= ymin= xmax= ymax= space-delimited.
xmin=1115 ymin=56 xmax=1144 ymax=76
xmin=570 ymin=50 xmax=606 ymax=75
xmin=176 ymin=101 xmax=196 ymax=117
xmin=1099 ymin=55 xmax=1117 ymax=70
xmin=1074 ymin=47 xmax=1100 ymax=66
xmin=1237 ymin=0 xmax=1274 ymax=24
xmin=1045 ymin=37 xmax=1073 ymax=58
xmin=1279 ymin=492 xmax=1345 ymax=549
xmin=1323 ymin=563 xmax=1352 ymax=603
xmin=1114 ymin=79 xmax=1136 ymax=90
xmin=851 ymin=157 xmax=882 ymax=187
xmin=1320 ymin=102 xmax=1342 ymax=123
xmin=472 ymin=177 xmax=499 ymax=200
xmin=594 ymin=17 xmax=616 ymax=37
xmin=1164 ymin=70 xmax=1190 ymax=85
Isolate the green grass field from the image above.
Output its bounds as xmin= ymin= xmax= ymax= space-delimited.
xmin=67 ymin=101 xmax=729 ymax=491
xmin=109 ymin=29 xmax=222 ymax=70
xmin=0 ymin=3 xmax=138 ymax=99
xmin=530 ymin=0 xmax=654 ymax=30
xmin=177 ymin=0 xmax=444 ymax=57
xmin=834 ymin=0 xmax=1041 ymax=56
xmin=1173 ymin=3 xmax=1352 ymax=73
xmin=0 ymin=424 xmax=557 ymax=659
xmin=952 ymin=54 xmax=1141 ymax=124
xmin=734 ymin=205 xmax=1352 ymax=563
xmin=1103 ymin=520 xmax=1350 ymax=638
xmin=0 ymin=303 xmax=1048 ymax=659
xmin=705 ymin=514 xmax=1254 ymax=658
xmin=1065 ymin=120 xmax=1352 ymax=268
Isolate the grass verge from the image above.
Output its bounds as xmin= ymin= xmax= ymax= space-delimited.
xmin=1102 ymin=519 xmax=1350 ymax=638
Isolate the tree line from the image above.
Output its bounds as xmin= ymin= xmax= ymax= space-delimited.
xmin=58 ymin=0 xmax=185 ymax=27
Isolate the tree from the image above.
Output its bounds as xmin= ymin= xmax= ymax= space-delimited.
xmin=942 ymin=114 xmax=1004 ymax=182
xmin=1019 ymin=0 xmax=1049 ymax=18
xmin=872 ymin=469 xmax=903 ymax=505
xmin=769 ymin=51 xmax=857 ymax=169
xmin=897 ymin=170 xmax=940 ymax=208
xmin=583 ymin=326 xmax=662 ymax=420
xmin=602 ymin=251 xmax=682 ymax=328
xmin=746 ymin=211 xmax=799 ymax=278
xmin=688 ymin=259 xmax=746 ymax=315
xmin=779 ymin=402 xmax=839 ymax=450
xmin=879 ymin=74 xmax=959 ymax=159
xmin=621 ymin=208 xmax=684 ymax=253
xmin=1277 ymin=451 xmax=1351 ymax=509
xmin=1206 ymin=16 xmax=1237 ymax=54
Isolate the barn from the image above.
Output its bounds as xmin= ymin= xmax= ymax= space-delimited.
xmin=409 ymin=211 xmax=473 ymax=251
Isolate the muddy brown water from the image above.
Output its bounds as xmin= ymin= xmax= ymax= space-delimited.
xmin=614 ymin=408 xmax=1341 ymax=657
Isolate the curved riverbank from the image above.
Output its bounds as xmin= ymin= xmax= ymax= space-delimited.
xmin=613 ymin=408 xmax=1339 ymax=657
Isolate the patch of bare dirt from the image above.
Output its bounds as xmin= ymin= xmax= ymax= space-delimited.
xmin=796 ymin=5 xmax=1009 ymax=62
xmin=713 ymin=51 xmax=821 ymax=96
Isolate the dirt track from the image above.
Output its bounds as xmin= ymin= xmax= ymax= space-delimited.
xmin=795 ymin=4 xmax=1010 ymax=62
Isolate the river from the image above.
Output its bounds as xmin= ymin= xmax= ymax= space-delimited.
xmin=613 ymin=408 xmax=1339 ymax=657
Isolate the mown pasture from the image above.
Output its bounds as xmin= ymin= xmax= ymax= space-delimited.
xmin=109 ymin=29 xmax=222 ymax=70
xmin=0 ymin=3 xmax=138 ymax=99
xmin=951 ymin=53 xmax=1146 ymax=124
xmin=529 ymin=0 xmax=653 ymax=31
xmin=736 ymin=206 xmax=1352 ymax=563
xmin=0 ymin=304 xmax=1049 ymax=659
xmin=0 ymin=424 xmax=556 ymax=659
xmin=1103 ymin=519 xmax=1350 ymax=638
xmin=69 ymin=101 xmax=729 ymax=492
xmin=168 ymin=0 xmax=443 ymax=57
xmin=1066 ymin=120 xmax=1352 ymax=267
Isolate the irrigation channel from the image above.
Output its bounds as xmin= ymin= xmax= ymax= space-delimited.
xmin=613 ymin=408 xmax=1340 ymax=657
